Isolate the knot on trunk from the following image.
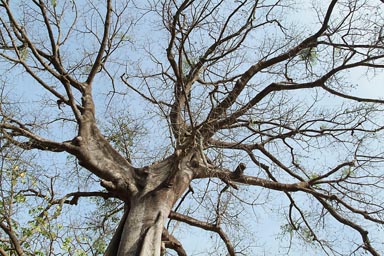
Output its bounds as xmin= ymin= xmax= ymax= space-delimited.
xmin=233 ymin=163 xmax=246 ymax=177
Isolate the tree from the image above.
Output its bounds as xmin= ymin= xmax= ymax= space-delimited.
xmin=0 ymin=0 xmax=384 ymax=255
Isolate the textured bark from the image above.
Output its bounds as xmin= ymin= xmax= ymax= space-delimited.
xmin=72 ymin=86 xmax=195 ymax=256
xmin=104 ymin=153 xmax=195 ymax=256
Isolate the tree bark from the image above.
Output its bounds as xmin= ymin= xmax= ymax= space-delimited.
xmin=105 ymin=153 xmax=195 ymax=256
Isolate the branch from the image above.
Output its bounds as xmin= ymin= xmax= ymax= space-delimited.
xmin=195 ymin=164 xmax=309 ymax=193
xmin=321 ymin=84 xmax=384 ymax=104
xmin=195 ymin=1 xmax=342 ymax=140
xmin=86 ymin=0 xmax=112 ymax=84
xmin=308 ymin=161 xmax=355 ymax=185
xmin=20 ymin=189 xmax=113 ymax=205
xmin=210 ymin=81 xmax=323 ymax=137
xmin=65 ymin=191 xmax=113 ymax=205
xmin=169 ymin=211 xmax=235 ymax=256
xmin=316 ymin=197 xmax=380 ymax=256
xmin=162 ymin=229 xmax=187 ymax=256
xmin=0 ymin=222 xmax=24 ymax=256
xmin=0 ymin=122 xmax=76 ymax=153
xmin=0 ymin=247 xmax=7 ymax=256
xmin=208 ymin=138 xmax=305 ymax=181
xmin=202 ymin=53 xmax=384 ymax=137
xmin=1 ymin=0 xmax=85 ymax=122
xmin=120 ymin=74 xmax=172 ymax=107
xmin=34 ymin=0 xmax=58 ymax=56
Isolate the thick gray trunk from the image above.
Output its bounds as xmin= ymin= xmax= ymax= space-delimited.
xmin=105 ymin=154 xmax=195 ymax=256
xmin=117 ymin=194 xmax=169 ymax=255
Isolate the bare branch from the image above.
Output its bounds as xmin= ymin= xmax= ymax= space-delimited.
xmin=316 ymin=197 xmax=381 ymax=256
xmin=86 ymin=0 xmax=112 ymax=84
xmin=169 ymin=211 xmax=235 ymax=256
xmin=162 ymin=229 xmax=187 ymax=256
xmin=0 ymin=222 xmax=24 ymax=256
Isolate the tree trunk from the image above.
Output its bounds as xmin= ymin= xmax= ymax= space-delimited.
xmin=117 ymin=192 xmax=170 ymax=255
xmin=105 ymin=153 xmax=195 ymax=256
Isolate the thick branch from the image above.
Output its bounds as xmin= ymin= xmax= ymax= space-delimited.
xmin=0 ymin=222 xmax=24 ymax=256
xmin=162 ymin=229 xmax=187 ymax=256
xmin=199 ymin=0 xmax=338 ymax=138
xmin=0 ymin=247 xmax=7 ymax=256
xmin=194 ymin=165 xmax=309 ymax=192
xmin=0 ymin=122 xmax=76 ymax=153
xmin=169 ymin=211 xmax=235 ymax=256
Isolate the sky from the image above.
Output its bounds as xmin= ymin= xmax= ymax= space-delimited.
xmin=1 ymin=0 xmax=384 ymax=255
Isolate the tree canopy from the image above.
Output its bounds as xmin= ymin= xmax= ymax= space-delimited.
xmin=0 ymin=0 xmax=384 ymax=255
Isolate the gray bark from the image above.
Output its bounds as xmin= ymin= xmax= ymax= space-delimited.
xmin=104 ymin=154 xmax=195 ymax=256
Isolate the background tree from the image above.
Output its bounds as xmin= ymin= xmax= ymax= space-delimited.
xmin=0 ymin=0 xmax=384 ymax=255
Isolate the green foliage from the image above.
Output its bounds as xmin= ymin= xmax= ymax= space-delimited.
xmin=14 ymin=193 xmax=26 ymax=203
xmin=93 ymin=238 xmax=107 ymax=254
xmin=51 ymin=0 xmax=57 ymax=8
xmin=34 ymin=251 xmax=45 ymax=256
xmin=280 ymin=223 xmax=296 ymax=237
xmin=280 ymin=220 xmax=315 ymax=244
xmin=342 ymin=167 xmax=354 ymax=177
xmin=19 ymin=47 xmax=28 ymax=61
xmin=62 ymin=237 xmax=72 ymax=252
xmin=74 ymin=250 xmax=88 ymax=256
xmin=299 ymin=47 xmax=317 ymax=63
xmin=301 ymin=227 xmax=315 ymax=243
xmin=0 ymin=147 xmax=108 ymax=255
xmin=308 ymin=173 xmax=319 ymax=180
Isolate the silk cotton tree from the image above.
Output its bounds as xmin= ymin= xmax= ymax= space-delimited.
xmin=0 ymin=0 xmax=384 ymax=255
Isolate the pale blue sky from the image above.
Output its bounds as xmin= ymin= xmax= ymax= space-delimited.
xmin=1 ymin=0 xmax=383 ymax=255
